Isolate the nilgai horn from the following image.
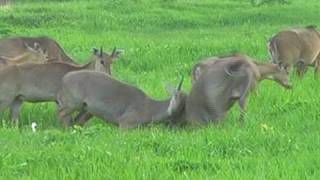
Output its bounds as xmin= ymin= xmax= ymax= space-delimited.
xmin=0 ymin=47 xmax=122 ymax=125
xmin=268 ymin=25 xmax=320 ymax=77
xmin=184 ymin=54 xmax=291 ymax=125
xmin=0 ymin=42 xmax=48 ymax=68
xmin=57 ymin=71 xmax=186 ymax=128
xmin=92 ymin=46 xmax=124 ymax=75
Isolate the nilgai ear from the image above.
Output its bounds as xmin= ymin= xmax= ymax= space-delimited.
xmin=42 ymin=48 xmax=49 ymax=59
xmin=194 ymin=66 xmax=202 ymax=81
xmin=112 ymin=48 xmax=125 ymax=60
xmin=25 ymin=43 xmax=37 ymax=53
xmin=224 ymin=61 xmax=244 ymax=76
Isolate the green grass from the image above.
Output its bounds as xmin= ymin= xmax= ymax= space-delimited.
xmin=1 ymin=0 xmax=320 ymax=179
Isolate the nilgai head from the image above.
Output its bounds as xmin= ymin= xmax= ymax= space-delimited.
xmin=25 ymin=42 xmax=49 ymax=62
xmin=267 ymin=63 xmax=292 ymax=89
xmin=166 ymin=75 xmax=187 ymax=116
xmin=92 ymin=47 xmax=124 ymax=74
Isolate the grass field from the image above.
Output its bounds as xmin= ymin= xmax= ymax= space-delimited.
xmin=1 ymin=0 xmax=320 ymax=179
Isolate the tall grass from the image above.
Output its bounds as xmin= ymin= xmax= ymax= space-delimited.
xmin=0 ymin=0 xmax=319 ymax=179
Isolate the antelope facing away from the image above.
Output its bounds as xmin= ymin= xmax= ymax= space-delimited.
xmin=57 ymin=71 xmax=186 ymax=128
xmin=0 ymin=47 xmax=123 ymax=125
xmin=183 ymin=54 xmax=291 ymax=125
xmin=268 ymin=25 xmax=320 ymax=77
xmin=0 ymin=42 xmax=48 ymax=69
xmin=0 ymin=36 xmax=75 ymax=64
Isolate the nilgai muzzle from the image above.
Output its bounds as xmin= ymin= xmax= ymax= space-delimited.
xmin=268 ymin=25 xmax=320 ymax=77
xmin=0 ymin=47 xmax=122 ymax=125
xmin=184 ymin=54 xmax=291 ymax=125
xmin=57 ymin=71 xmax=186 ymax=129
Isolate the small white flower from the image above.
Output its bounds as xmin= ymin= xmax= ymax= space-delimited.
xmin=31 ymin=122 xmax=37 ymax=133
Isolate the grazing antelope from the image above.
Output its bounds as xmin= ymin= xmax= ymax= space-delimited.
xmin=0 ymin=36 xmax=75 ymax=64
xmin=268 ymin=25 xmax=320 ymax=77
xmin=57 ymin=72 xmax=186 ymax=129
xmin=0 ymin=42 xmax=48 ymax=68
xmin=184 ymin=54 xmax=291 ymax=125
xmin=0 ymin=47 xmax=123 ymax=125
xmin=0 ymin=36 xmax=124 ymax=67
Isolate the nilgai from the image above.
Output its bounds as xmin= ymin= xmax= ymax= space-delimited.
xmin=0 ymin=42 xmax=48 ymax=69
xmin=0 ymin=47 xmax=123 ymax=124
xmin=0 ymin=36 xmax=74 ymax=64
xmin=183 ymin=54 xmax=291 ymax=125
xmin=268 ymin=25 xmax=320 ymax=77
xmin=57 ymin=71 xmax=186 ymax=128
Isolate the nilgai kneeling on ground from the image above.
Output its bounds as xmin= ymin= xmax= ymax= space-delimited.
xmin=57 ymin=71 xmax=186 ymax=128
xmin=0 ymin=42 xmax=48 ymax=69
xmin=0 ymin=47 xmax=123 ymax=125
xmin=182 ymin=54 xmax=291 ymax=125
xmin=268 ymin=25 xmax=320 ymax=77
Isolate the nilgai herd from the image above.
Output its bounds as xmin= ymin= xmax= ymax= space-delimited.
xmin=0 ymin=25 xmax=319 ymax=129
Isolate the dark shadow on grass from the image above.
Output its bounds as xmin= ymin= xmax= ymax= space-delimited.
xmin=171 ymin=160 xmax=221 ymax=173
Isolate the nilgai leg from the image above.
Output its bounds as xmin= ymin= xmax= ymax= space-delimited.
xmin=58 ymin=106 xmax=77 ymax=128
xmin=314 ymin=55 xmax=320 ymax=77
xmin=9 ymin=97 xmax=23 ymax=125
xmin=74 ymin=111 xmax=93 ymax=126
xmin=295 ymin=60 xmax=308 ymax=78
